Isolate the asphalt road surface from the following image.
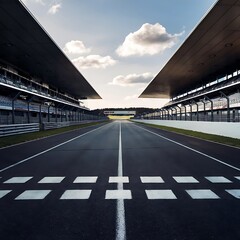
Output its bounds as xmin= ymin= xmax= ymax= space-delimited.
xmin=0 ymin=120 xmax=240 ymax=240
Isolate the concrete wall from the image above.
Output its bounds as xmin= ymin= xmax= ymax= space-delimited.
xmin=133 ymin=120 xmax=240 ymax=139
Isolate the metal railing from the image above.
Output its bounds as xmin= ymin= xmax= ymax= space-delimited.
xmin=42 ymin=120 xmax=103 ymax=130
xmin=0 ymin=123 xmax=39 ymax=137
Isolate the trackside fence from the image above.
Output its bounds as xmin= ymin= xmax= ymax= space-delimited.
xmin=0 ymin=123 xmax=39 ymax=137
xmin=42 ymin=120 xmax=102 ymax=130
xmin=0 ymin=120 xmax=106 ymax=137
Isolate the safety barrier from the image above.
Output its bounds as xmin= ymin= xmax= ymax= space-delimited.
xmin=42 ymin=120 xmax=101 ymax=130
xmin=132 ymin=119 xmax=240 ymax=139
xmin=0 ymin=123 xmax=39 ymax=137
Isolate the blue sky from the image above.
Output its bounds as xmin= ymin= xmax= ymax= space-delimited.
xmin=21 ymin=0 xmax=216 ymax=109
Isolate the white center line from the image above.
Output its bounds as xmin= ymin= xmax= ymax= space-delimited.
xmin=116 ymin=121 xmax=126 ymax=240
xmin=134 ymin=124 xmax=240 ymax=172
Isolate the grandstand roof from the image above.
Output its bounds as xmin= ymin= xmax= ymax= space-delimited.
xmin=140 ymin=0 xmax=240 ymax=99
xmin=0 ymin=0 xmax=101 ymax=100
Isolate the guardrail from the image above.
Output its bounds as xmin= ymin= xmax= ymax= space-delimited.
xmin=42 ymin=120 xmax=101 ymax=130
xmin=0 ymin=123 xmax=40 ymax=137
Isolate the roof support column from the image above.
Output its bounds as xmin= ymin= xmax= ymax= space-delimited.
xmin=172 ymin=107 xmax=177 ymax=120
xmin=200 ymin=99 xmax=206 ymax=121
xmin=220 ymin=91 xmax=230 ymax=122
xmin=165 ymin=109 xmax=168 ymax=120
xmin=204 ymin=95 xmax=213 ymax=122
xmin=39 ymin=103 xmax=42 ymax=124
xmin=167 ymin=109 xmax=170 ymax=120
xmin=170 ymin=108 xmax=173 ymax=120
xmin=191 ymin=100 xmax=199 ymax=121
xmin=61 ymin=105 xmax=66 ymax=122
xmin=70 ymin=107 xmax=75 ymax=121
xmin=11 ymin=92 xmax=21 ymax=124
xmin=176 ymin=106 xmax=182 ymax=120
xmin=160 ymin=110 xmax=163 ymax=120
xmin=183 ymin=105 xmax=187 ymax=121
xmin=189 ymin=104 xmax=192 ymax=121
xmin=47 ymin=102 xmax=53 ymax=123
xmin=27 ymin=96 xmax=34 ymax=124
xmin=55 ymin=104 xmax=59 ymax=123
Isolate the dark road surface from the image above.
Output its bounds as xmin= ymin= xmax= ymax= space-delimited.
xmin=0 ymin=120 xmax=240 ymax=240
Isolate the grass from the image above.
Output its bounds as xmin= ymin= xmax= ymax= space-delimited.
xmin=133 ymin=121 xmax=240 ymax=148
xmin=0 ymin=121 xmax=109 ymax=148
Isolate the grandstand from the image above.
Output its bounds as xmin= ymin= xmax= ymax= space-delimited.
xmin=140 ymin=0 xmax=240 ymax=123
xmin=0 ymin=0 xmax=103 ymax=126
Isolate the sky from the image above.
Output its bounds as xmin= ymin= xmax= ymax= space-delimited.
xmin=21 ymin=0 xmax=217 ymax=110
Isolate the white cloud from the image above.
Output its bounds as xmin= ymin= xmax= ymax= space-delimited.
xmin=36 ymin=0 xmax=45 ymax=4
xmin=21 ymin=0 xmax=45 ymax=4
xmin=110 ymin=72 xmax=154 ymax=87
xmin=64 ymin=40 xmax=91 ymax=55
xmin=48 ymin=3 xmax=61 ymax=14
xmin=72 ymin=55 xmax=117 ymax=69
xmin=116 ymin=23 xmax=184 ymax=57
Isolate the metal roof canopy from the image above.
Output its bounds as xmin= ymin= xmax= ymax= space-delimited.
xmin=0 ymin=0 xmax=101 ymax=100
xmin=140 ymin=0 xmax=240 ymax=99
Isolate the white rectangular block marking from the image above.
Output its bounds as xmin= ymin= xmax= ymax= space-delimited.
xmin=105 ymin=190 xmax=132 ymax=199
xmin=173 ymin=176 xmax=199 ymax=183
xmin=15 ymin=190 xmax=51 ymax=200
xmin=205 ymin=176 xmax=232 ymax=183
xmin=4 ymin=177 xmax=33 ymax=184
xmin=234 ymin=177 xmax=240 ymax=181
xmin=226 ymin=189 xmax=240 ymax=199
xmin=0 ymin=190 xmax=11 ymax=198
xmin=186 ymin=189 xmax=220 ymax=199
xmin=60 ymin=190 xmax=92 ymax=199
xmin=140 ymin=176 xmax=164 ymax=183
xmin=73 ymin=177 xmax=98 ymax=183
xmin=109 ymin=176 xmax=129 ymax=183
xmin=38 ymin=177 xmax=65 ymax=183
xmin=145 ymin=190 xmax=177 ymax=199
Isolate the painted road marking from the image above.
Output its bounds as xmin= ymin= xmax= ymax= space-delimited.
xmin=1 ymin=176 xmax=240 ymax=185
xmin=205 ymin=176 xmax=232 ymax=183
xmin=15 ymin=190 xmax=51 ymax=200
xmin=134 ymin=124 xmax=240 ymax=172
xmin=140 ymin=176 xmax=164 ymax=183
xmin=4 ymin=177 xmax=33 ymax=184
xmin=116 ymin=122 xmax=127 ymax=240
xmin=73 ymin=177 xmax=98 ymax=183
xmin=60 ymin=190 xmax=92 ymax=199
xmin=145 ymin=190 xmax=177 ymax=199
xmin=0 ymin=123 xmax=110 ymax=173
xmin=106 ymin=190 xmax=132 ymax=199
xmin=1 ymin=188 xmax=240 ymax=200
xmin=225 ymin=190 xmax=240 ymax=199
xmin=0 ymin=190 xmax=11 ymax=198
xmin=173 ymin=176 xmax=199 ymax=183
xmin=186 ymin=189 xmax=220 ymax=199
xmin=109 ymin=177 xmax=129 ymax=183
xmin=38 ymin=177 xmax=65 ymax=183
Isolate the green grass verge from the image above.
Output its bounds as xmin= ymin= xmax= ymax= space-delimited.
xmin=134 ymin=121 xmax=240 ymax=148
xmin=0 ymin=121 xmax=109 ymax=148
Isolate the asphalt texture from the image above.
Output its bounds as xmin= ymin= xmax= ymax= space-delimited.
xmin=0 ymin=120 xmax=240 ymax=240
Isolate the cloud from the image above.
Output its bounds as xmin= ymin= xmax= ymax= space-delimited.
xmin=21 ymin=0 xmax=45 ymax=4
xmin=116 ymin=23 xmax=184 ymax=57
xmin=48 ymin=3 xmax=61 ymax=14
xmin=109 ymin=72 xmax=154 ymax=86
xmin=64 ymin=40 xmax=91 ymax=55
xmin=72 ymin=55 xmax=117 ymax=69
